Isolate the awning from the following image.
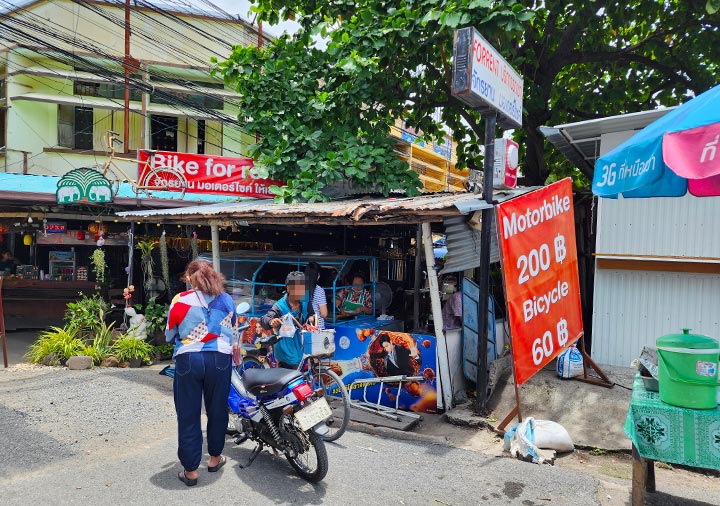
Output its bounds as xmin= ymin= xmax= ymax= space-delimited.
xmin=10 ymin=92 xmax=237 ymax=123
xmin=8 ymin=66 xmax=240 ymax=99
xmin=0 ymin=172 xmax=240 ymax=208
xmin=539 ymin=108 xmax=675 ymax=177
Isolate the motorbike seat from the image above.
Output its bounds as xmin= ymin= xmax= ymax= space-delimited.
xmin=243 ymin=368 xmax=304 ymax=397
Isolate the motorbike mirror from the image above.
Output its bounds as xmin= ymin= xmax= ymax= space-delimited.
xmin=236 ymin=302 xmax=250 ymax=315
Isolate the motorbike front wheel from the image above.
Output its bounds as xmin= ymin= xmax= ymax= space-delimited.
xmin=285 ymin=428 xmax=328 ymax=483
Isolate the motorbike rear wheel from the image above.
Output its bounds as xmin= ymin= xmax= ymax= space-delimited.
xmin=285 ymin=428 xmax=328 ymax=483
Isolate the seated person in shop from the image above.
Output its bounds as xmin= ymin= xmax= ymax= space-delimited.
xmin=260 ymin=271 xmax=316 ymax=369
xmin=335 ymin=273 xmax=373 ymax=317
xmin=442 ymin=277 xmax=463 ymax=331
xmin=0 ymin=249 xmax=18 ymax=273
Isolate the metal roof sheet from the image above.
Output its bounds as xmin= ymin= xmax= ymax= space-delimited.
xmin=540 ymin=108 xmax=676 ymax=174
xmin=117 ymin=187 xmax=535 ymax=226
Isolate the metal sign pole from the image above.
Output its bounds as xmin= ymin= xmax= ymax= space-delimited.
xmin=475 ymin=112 xmax=496 ymax=413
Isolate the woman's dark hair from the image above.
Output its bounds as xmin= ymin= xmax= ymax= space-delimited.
xmin=184 ymin=259 xmax=226 ymax=296
xmin=378 ymin=334 xmax=391 ymax=345
xmin=305 ymin=262 xmax=321 ymax=295
xmin=352 ymin=273 xmax=366 ymax=284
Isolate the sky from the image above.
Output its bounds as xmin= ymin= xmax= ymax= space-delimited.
xmin=211 ymin=0 xmax=300 ymax=37
xmin=2 ymin=0 xmax=301 ymax=37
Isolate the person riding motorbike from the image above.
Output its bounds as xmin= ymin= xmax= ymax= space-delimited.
xmin=260 ymin=271 xmax=316 ymax=369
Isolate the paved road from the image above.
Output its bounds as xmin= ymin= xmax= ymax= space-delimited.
xmin=5 ymin=427 xmax=599 ymax=506
xmin=1 ymin=365 xmax=717 ymax=506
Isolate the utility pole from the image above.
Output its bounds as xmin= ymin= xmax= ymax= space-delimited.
xmin=123 ymin=0 xmax=131 ymax=153
xmin=475 ymin=112 xmax=496 ymax=414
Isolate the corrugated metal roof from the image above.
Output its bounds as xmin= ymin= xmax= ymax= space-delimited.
xmin=117 ymin=193 xmax=496 ymax=225
xmin=117 ymin=188 xmax=536 ymax=226
xmin=440 ymin=214 xmax=499 ymax=274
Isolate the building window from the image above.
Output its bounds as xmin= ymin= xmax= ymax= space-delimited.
xmin=74 ymin=80 xmax=141 ymax=101
xmin=150 ymin=81 xmax=224 ymax=110
xmin=197 ymin=120 xmax=205 ymax=154
xmin=57 ymin=105 xmax=93 ymax=150
xmin=151 ymin=115 xmax=178 ymax=151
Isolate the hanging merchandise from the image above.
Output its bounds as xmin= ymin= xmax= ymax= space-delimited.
xmin=23 ymin=233 xmax=33 ymax=246
xmin=191 ymin=231 xmax=199 ymax=259
xmin=91 ymin=248 xmax=106 ymax=285
xmin=160 ymin=230 xmax=171 ymax=296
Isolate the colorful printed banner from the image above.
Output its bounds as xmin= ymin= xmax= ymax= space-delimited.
xmin=496 ymin=178 xmax=584 ymax=386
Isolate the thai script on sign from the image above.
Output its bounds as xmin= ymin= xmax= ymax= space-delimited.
xmin=596 ymin=155 xmax=657 ymax=188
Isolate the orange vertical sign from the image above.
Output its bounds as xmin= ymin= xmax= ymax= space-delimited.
xmin=496 ymin=178 xmax=583 ymax=386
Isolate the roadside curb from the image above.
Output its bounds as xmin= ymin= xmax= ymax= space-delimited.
xmin=347 ymin=420 xmax=453 ymax=446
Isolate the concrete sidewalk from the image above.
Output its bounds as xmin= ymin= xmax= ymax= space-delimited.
xmin=446 ymin=363 xmax=635 ymax=451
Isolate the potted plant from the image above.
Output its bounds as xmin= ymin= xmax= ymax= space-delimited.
xmin=64 ymin=293 xmax=109 ymax=340
xmin=111 ymin=334 xmax=154 ymax=368
xmin=137 ymin=299 xmax=170 ymax=345
xmin=154 ymin=343 xmax=175 ymax=361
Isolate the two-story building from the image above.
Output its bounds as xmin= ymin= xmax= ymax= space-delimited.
xmin=0 ymin=0 xmax=269 ymax=327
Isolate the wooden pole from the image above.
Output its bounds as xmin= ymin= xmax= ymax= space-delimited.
xmin=422 ymin=222 xmax=453 ymax=411
xmin=211 ymin=225 xmax=221 ymax=272
xmin=0 ymin=278 xmax=8 ymax=368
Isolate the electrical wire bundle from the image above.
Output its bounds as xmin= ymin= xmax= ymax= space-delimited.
xmin=0 ymin=0 xmax=267 ymax=170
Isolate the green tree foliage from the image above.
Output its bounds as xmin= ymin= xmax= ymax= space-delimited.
xmin=214 ymin=0 xmax=719 ymax=200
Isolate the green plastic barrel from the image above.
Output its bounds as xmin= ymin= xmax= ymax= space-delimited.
xmin=656 ymin=329 xmax=720 ymax=409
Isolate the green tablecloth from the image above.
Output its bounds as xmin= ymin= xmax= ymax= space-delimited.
xmin=624 ymin=374 xmax=720 ymax=470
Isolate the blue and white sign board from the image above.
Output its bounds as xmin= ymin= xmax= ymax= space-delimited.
xmin=452 ymin=26 xmax=524 ymax=129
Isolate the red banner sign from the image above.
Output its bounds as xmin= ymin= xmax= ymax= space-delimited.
xmin=138 ymin=151 xmax=282 ymax=198
xmin=496 ymin=178 xmax=583 ymax=386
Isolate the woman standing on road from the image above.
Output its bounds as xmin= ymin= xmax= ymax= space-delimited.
xmin=165 ymin=259 xmax=236 ymax=486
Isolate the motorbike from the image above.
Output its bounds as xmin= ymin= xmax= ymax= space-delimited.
xmin=228 ymin=303 xmax=331 ymax=482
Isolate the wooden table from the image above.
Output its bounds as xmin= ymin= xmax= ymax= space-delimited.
xmin=624 ymin=374 xmax=720 ymax=505
xmin=0 ymin=278 xmax=98 ymax=330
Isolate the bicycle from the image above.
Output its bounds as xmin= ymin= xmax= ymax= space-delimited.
xmin=94 ymin=130 xmax=188 ymax=199
xmin=239 ymin=333 xmax=351 ymax=443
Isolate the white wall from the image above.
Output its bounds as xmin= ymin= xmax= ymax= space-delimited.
xmin=592 ymin=269 xmax=720 ymax=366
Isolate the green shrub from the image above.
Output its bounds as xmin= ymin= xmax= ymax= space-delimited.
xmin=64 ymin=293 xmax=109 ymax=336
xmin=83 ymin=321 xmax=116 ymax=365
xmin=154 ymin=343 xmax=175 ymax=360
xmin=111 ymin=335 xmax=155 ymax=363
xmin=137 ymin=299 xmax=170 ymax=335
xmin=25 ymin=326 xmax=85 ymax=364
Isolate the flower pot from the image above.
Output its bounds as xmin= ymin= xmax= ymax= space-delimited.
xmin=128 ymin=358 xmax=143 ymax=368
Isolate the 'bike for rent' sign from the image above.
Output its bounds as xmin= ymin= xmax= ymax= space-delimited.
xmin=138 ymin=151 xmax=283 ymax=198
xmin=496 ymin=178 xmax=583 ymax=386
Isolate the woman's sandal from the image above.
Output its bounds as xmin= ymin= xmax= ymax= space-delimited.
xmin=178 ymin=470 xmax=198 ymax=487
xmin=208 ymin=455 xmax=227 ymax=473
